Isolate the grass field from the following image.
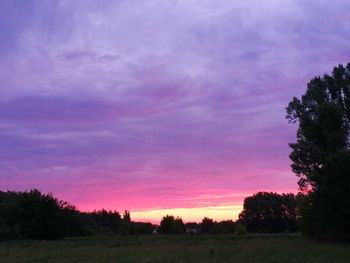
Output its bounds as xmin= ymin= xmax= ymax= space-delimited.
xmin=1 ymin=234 xmax=350 ymax=263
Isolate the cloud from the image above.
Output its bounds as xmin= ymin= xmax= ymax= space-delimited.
xmin=0 ymin=0 xmax=349 ymax=214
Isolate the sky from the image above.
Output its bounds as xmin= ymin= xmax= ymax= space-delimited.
xmin=0 ymin=0 xmax=349 ymax=223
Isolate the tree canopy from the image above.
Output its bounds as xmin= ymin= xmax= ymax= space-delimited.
xmin=238 ymin=192 xmax=298 ymax=233
xmin=286 ymin=63 xmax=350 ymax=241
xmin=158 ymin=215 xmax=185 ymax=234
xmin=0 ymin=190 xmax=156 ymax=240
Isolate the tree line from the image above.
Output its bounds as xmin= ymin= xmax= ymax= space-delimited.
xmin=0 ymin=190 xmax=155 ymax=240
xmin=158 ymin=192 xmax=302 ymax=235
xmin=0 ymin=189 xmax=301 ymax=240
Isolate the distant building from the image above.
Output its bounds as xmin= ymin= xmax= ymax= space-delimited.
xmin=186 ymin=227 xmax=200 ymax=234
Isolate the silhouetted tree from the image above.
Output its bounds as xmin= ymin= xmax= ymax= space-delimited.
xmin=209 ymin=220 xmax=236 ymax=234
xmin=120 ymin=210 xmax=133 ymax=234
xmin=123 ymin=210 xmax=131 ymax=222
xmin=0 ymin=191 xmax=23 ymax=239
xmin=158 ymin=215 xmax=185 ymax=234
xmin=200 ymin=217 xmax=215 ymax=233
xmin=132 ymin=222 xmax=155 ymax=234
xmin=286 ymin=63 xmax=350 ymax=241
xmin=234 ymin=223 xmax=246 ymax=235
xmin=0 ymin=190 xmax=156 ymax=239
xmin=238 ymin=192 xmax=298 ymax=233
xmin=61 ymin=207 xmax=98 ymax=237
xmin=90 ymin=209 xmax=122 ymax=235
xmin=0 ymin=190 xmax=70 ymax=239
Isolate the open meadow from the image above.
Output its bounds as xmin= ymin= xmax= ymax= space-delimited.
xmin=1 ymin=234 xmax=350 ymax=263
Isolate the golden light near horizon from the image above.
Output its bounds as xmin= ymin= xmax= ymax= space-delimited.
xmin=131 ymin=205 xmax=243 ymax=224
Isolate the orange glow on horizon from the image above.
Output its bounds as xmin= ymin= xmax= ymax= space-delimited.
xmin=130 ymin=204 xmax=243 ymax=224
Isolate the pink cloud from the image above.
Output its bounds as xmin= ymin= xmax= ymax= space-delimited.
xmin=1 ymin=0 xmax=349 ymax=220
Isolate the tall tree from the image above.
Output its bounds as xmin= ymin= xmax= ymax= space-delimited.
xmin=286 ymin=63 xmax=350 ymax=240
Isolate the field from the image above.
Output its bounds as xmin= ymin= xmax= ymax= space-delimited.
xmin=1 ymin=234 xmax=350 ymax=263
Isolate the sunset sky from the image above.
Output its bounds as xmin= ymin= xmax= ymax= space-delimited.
xmin=1 ymin=0 xmax=349 ymax=223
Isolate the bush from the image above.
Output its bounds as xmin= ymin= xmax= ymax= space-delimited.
xmin=209 ymin=220 xmax=236 ymax=234
xmin=234 ymin=223 xmax=246 ymax=236
xmin=0 ymin=219 xmax=21 ymax=240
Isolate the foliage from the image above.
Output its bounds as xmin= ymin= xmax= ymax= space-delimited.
xmin=234 ymin=223 xmax=246 ymax=235
xmin=159 ymin=215 xmax=185 ymax=234
xmin=89 ymin=209 xmax=122 ymax=235
xmin=0 ymin=190 xmax=156 ymax=240
xmin=132 ymin=222 xmax=156 ymax=234
xmin=286 ymin=63 xmax=350 ymax=241
xmin=119 ymin=210 xmax=132 ymax=235
xmin=209 ymin=220 xmax=236 ymax=234
xmin=0 ymin=190 xmax=70 ymax=239
xmin=200 ymin=217 xmax=215 ymax=233
xmin=238 ymin=192 xmax=299 ymax=233
xmin=60 ymin=208 xmax=98 ymax=237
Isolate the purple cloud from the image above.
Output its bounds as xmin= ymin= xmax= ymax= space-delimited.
xmin=1 ymin=0 xmax=349 ymax=218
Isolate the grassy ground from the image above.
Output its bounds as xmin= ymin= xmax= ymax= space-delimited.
xmin=1 ymin=234 xmax=350 ymax=263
